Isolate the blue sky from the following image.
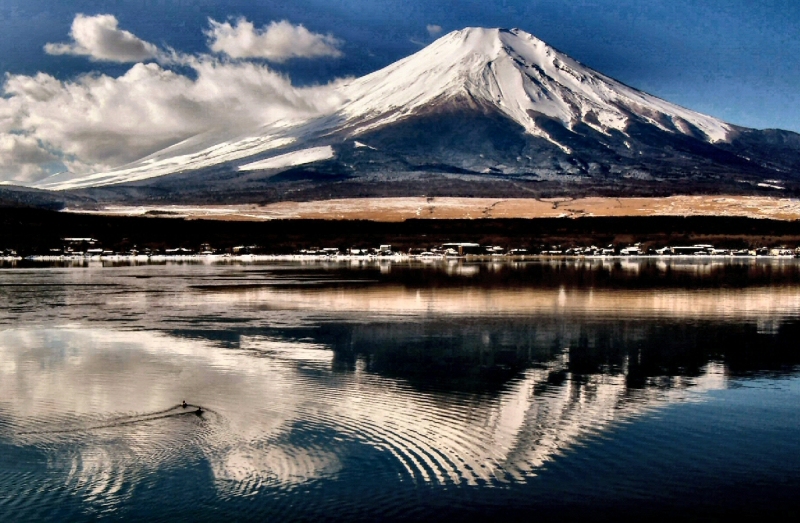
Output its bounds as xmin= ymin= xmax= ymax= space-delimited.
xmin=1 ymin=0 xmax=799 ymax=183
xmin=2 ymin=0 xmax=798 ymax=130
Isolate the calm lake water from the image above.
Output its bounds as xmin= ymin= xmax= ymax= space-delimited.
xmin=1 ymin=258 xmax=799 ymax=521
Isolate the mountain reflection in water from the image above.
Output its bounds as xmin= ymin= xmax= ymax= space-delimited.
xmin=1 ymin=259 xmax=799 ymax=521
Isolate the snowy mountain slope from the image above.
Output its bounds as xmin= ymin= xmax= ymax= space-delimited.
xmin=238 ymin=146 xmax=335 ymax=171
xmin=32 ymin=27 xmax=800 ymax=198
xmin=38 ymin=133 xmax=297 ymax=190
xmin=335 ymin=28 xmax=730 ymax=147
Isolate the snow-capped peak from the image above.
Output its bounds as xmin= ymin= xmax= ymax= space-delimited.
xmin=337 ymin=27 xmax=730 ymax=145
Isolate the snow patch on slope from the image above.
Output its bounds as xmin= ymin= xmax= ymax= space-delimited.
xmin=238 ymin=146 xmax=334 ymax=171
xmin=38 ymin=135 xmax=297 ymax=190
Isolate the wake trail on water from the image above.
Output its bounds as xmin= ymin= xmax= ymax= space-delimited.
xmin=17 ymin=404 xmax=216 ymax=436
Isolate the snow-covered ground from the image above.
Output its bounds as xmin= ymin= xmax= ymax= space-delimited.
xmin=238 ymin=146 xmax=334 ymax=171
xmin=37 ymin=135 xmax=298 ymax=190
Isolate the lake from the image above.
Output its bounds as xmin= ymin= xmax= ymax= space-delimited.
xmin=1 ymin=258 xmax=799 ymax=521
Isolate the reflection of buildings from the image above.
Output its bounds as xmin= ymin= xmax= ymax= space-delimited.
xmin=217 ymin=283 xmax=800 ymax=327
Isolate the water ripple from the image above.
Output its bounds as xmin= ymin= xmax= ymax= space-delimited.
xmin=2 ymin=262 xmax=800 ymax=520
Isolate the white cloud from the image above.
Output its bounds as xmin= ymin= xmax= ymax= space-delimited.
xmin=44 ymin=14 xmax=159 ymax=63
xmin=0 ymin=59 xmax=344 ymax=184
xmin=206 ymin=18 xmax=343 ymax=62
xmin=427 ymin=24 xmax=443 ymax=37
xmin=0 ymin=15 xmax=347 ymax=185
xmin=0 ymin=134 xmax=59 ymax=182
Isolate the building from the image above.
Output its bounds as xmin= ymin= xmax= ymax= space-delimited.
xmin=671 ymin=245 xmax=714 ymax=255
xmin=440 ymin=243 xmax=482 ymax=256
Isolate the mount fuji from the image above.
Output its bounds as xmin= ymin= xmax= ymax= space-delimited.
xmin=31 ymin=28 xmax=800 ymax=202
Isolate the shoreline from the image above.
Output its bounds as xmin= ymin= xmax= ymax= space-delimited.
xmin=61 ymin=195 xmax=800 ymax=222
xmin=4 ymin=207 xmax=800 ymax=257
xmin=7 ymin=253 xmax=799 ymax=263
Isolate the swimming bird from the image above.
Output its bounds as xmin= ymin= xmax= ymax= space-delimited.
xmin=181 ymin=400 xmax=187 ymax=408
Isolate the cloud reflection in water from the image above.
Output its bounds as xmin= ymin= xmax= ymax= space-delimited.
xmin=0 ymin=260 xmax=799 ymax=519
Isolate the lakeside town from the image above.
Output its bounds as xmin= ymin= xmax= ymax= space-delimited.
xmin=2 ymin=237 xmax=800 ymax=262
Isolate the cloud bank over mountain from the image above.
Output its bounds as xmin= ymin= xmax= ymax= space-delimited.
xmin=0 ymin=14 xmax=344 ymax=184
xmin=0 ymin=133 xmax=60 ymax=183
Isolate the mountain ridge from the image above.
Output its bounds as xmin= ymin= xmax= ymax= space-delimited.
xmin=30 ymin=27 xmax=800 ymax=201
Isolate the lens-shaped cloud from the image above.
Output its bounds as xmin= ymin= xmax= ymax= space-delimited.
xmin=426 ymin=24 xmax=443 ymax=37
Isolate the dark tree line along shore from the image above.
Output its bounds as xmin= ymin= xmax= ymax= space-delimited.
xmin=2 ymin=207 xmax=800 ymax=256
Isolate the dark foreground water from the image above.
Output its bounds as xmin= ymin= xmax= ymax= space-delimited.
xmin=1 ymin=258 xmax=799 ymax=521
